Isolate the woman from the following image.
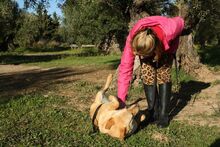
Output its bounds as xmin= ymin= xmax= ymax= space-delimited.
xmin=117 ymin=16 xmax=185 ymax=128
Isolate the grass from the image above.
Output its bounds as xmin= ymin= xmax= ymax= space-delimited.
xmin=211 ymin=80 xmax=220 ymax=87
xmin=126 ymin=68 xmax=195 ymax=101
xmin=27 ymin=55 xmax=121 ymax=68
xmin=0 ymin=94 xmax=219 ymax=146
xmin=0 ymin=46 xmax=220 ymax=146
xmin=0 ymin=48 xmax=121 ymax=69
xmin=212 ymin=102 xmax=220 ymax=117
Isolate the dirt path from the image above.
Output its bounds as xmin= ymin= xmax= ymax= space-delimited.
xmin=174 ymin=75 xmax=220 ymax=127
xmin=0 ymin=64 xmax=219 ymax=128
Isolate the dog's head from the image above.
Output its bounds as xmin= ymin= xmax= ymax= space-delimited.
xmin=125 ymin=104 xmax=146 ymax=137
xmin=102 ymin=104 xmax=146 ymax=140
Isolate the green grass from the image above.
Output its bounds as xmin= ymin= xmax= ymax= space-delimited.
xmin=0 ymin=48 xmax=220 ymax=146
xmin=28 ymin=55 xmax=121 ymax=68
xmin=0 ymin=48 xmax=121 ymax=69
xmin=125 ymin=68 xmax=195 ymax=102
xmin=0 ymin=94 xmax=219 ymax=146
xmin=171 ymin=68 xmax=195 ymax=83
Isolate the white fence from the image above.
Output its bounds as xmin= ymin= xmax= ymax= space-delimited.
xmin=70 ymin=44 xmax=79 ymax=49
xmin=81 ymin=44 xmax=96 ymax=48
xmin=70 ymin=44 xmax=96 ymax=49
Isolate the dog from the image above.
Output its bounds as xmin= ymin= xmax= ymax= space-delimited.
xmin=90 ymin=74 xmax=146 ymax=140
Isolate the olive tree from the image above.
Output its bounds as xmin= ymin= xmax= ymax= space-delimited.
xmin=0 ymin=0 xmax=20 ymax=51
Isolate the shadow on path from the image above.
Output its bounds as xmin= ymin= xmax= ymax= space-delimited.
xmin=129 ymin=80 xmax=211 ymax=132
xmin=0 ymin=54 xmax=70 ymax=65
xmin=169 ymin=80 xmax=210 ymax=120
xmin=0 ymin=67 xmax=97 ymax=104
xmin=210 ymin=138 xmax=220 ymax=147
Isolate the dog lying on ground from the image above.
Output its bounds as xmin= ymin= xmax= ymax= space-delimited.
xmin=90 ymin=74 xmax=146 ymax=140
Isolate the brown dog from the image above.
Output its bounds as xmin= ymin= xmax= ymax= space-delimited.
xmin=90 ymin=74 xmax=146 ymax=140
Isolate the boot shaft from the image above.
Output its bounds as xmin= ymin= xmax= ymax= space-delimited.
xmin=158 ymin=82 xmax=172 ymax=117
xmin=157 ymin=82 xmax=172 ymax=128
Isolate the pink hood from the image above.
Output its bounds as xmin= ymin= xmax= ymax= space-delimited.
xmin=117 ymin=16 xmax=184 ymax=102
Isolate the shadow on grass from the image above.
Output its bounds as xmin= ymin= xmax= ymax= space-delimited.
xmin=0 ymin=67 xmax=97 ymax=104
xmin=0 ymin=52 xmax=100 ymax=65
xmin=169 ymin=80 xmax=210 ymax=120
xmin=104 ymin=59 xmax=120 ymax=69
xmin=0 ymin=54 xmax=69 ymax=65
xmin=210 ymin=138 xmax=220 ymax=147
xmin=24 ymin=47 xmax=69 ymax=52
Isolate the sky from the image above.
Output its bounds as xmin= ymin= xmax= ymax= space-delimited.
xmin=16 ymin=0 xmax=63 ymax=17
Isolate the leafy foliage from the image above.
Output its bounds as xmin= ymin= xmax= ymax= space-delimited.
xmin=1 ymin=0 xmax=219 ymax=52
xmin=14 ymin=2 xmax=60 ymax=49
xmin=193 ymin=0 xmax=220 ymax=46
xmin=176 ymin=0 xmax=220 ymax=45
xmin=62 ymin=0 xmax=127 ymax=45
xmin=23 ymin=0 xmax=50 ymax=9
xmin=35 ymin=3 xmax=59 ymax=41
xmin=0 ymin=0 xmax=20 ymax=51
xmin=14 ymin=13 xmax=39 ymax=48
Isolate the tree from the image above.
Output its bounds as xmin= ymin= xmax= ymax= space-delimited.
xmin=51 ymin=12 xmax=61 ymax=41
xmin=175 ymin=0 xmax=218 ymax=81
xmin=23 ymin=0 xmax=49 ymax=9
xmin=193 ymin=0 xmax=220 ymax=46
xmin=35 ymin=2 xmax=60 ymax=41
xmin=62 ymin=0 xmax=127 ymax=49
xmin=0 ymin=0 xmax=20 ymax=51
xmin=14 ymin=13 xmax=39 ymax=48
xmin=14 ymin=4 xmax=60 ymax=49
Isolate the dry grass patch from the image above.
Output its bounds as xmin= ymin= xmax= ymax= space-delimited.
xmin=152 ymin=132 xmax=169 ymax=143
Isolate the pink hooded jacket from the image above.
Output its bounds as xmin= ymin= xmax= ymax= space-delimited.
xmin=117 ymin=16 xmax=184 ymax=102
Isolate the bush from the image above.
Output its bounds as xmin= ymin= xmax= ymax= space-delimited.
xmin=46 ymin=41 xmax=60 ymax=48
xmin=14 ymin=47 xmax=27 ymax=53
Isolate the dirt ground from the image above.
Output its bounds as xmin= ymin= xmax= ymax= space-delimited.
xmin=0 ymin=64 xmax=220 ymax=128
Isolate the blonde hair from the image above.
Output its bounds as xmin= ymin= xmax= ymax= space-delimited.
xmin=132 ymin=30 xmax=155 ymax=56
xmin=132 ymin=29 xmax=162 ymax=62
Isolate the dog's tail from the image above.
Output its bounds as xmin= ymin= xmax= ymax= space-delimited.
xmin=102 ymin=74 xmax=113 ymax=93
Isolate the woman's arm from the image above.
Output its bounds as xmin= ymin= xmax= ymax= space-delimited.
xmin=117 ymin=34 xmax=135 ymax=102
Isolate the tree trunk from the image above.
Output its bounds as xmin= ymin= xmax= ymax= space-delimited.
xmin=177 ymin=34 xmax=215 ymax=82
xmin=177 ymin=3 xmax=215 ymax=82
xmin=99 ymin=31 xmax=125 ymax=55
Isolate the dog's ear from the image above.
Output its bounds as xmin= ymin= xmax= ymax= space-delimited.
xmin=127 ymin=104 xmax=139 ymax=115
xmin=105 ymin=118 xmax=115 ymax=129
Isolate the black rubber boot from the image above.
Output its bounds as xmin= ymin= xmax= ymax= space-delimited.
xmin=143 ymin=84 xmax=159 ymax=123
xmin=157 ymin=82 xmax=172 ymax=128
